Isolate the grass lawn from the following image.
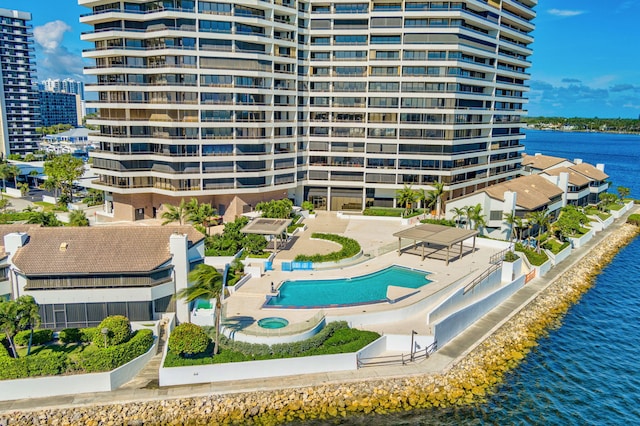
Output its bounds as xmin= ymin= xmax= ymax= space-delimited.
xmin=542 ymin=238 xmax=571 ymax=254
xmin=607 ymin=203 xmax=623 ymax=211
xmin=16 ymin=342 xmax=98 ymax=359
xmin=584 ymin=207 xmax=611 ymax=220
xmin=33 ymin=201 xmax=67 ymax=212
xmin=363 ymin=207 xmax=425 ymax=218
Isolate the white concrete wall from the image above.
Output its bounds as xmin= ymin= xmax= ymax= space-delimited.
xmin=23 ymin=281 xmax=174 ymax=304
xmin=159 ymin=352 xmax=356 ymax=387
xmin=356 ymin=336 xmax=388 ymax=360
xmin=42 ymin=195 xmax=57 ymax=204
xmin=501 ymin=257 xmax=522 ymax=282
xmin=0 ymin=339 xmax=156 ymax=402
xmin=433 ymin=275 xmax=526 ymax=347
xmin=222 ymin=317 xmax=326 ymax=344
xmin=427 ymin=268 xmax=504 ymax=325
xmin=0 ymin=279 xmax=11 ymax=298
xmin=5 ymin=187 xmax=21 ymax=198
xmin=569 ymin=229 xmax=594 ymax=248
xmin=545 ymin=245 xmax=572 ymax=266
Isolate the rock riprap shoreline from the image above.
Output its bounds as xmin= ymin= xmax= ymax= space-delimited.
xmin=3 ymin=223 xmax=639 ymax=425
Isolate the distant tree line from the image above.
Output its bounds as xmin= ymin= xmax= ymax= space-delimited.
xmin=524 ymin=116 xmax=640 ymax=134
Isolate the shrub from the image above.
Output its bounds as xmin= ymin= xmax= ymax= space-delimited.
xmin=503 ymin=251 xmax=519 ymax=263
xmin=515 ymin=243 xmax=549 ymax=266
xmin=168 ymin=323 xmax=210 ymax=357
xmin=294 ymin=234 xmax=361 ymax=263
xmin=0 ymin=353 xmax=68 ymax=380
xmin=165 ymin=322 xmax=380 ymax=367
xmin=93 ymin=316 xmax=132 ymax=348
xmin=301 ymin=201 xmax=314 ymax=213
xmin=420 ymin=218 xmax=457 ymax=227
xmin=80 ymin=327 xmax=99 ymax=343
xmin=14 ymin=329 xmax=54 ymax=346
xmin=59 ymin=328 xmax=82 ymax=344
xmin=78 ymin=329 xmax=154 ymax=373
xmin=627 ymin=214 xmax=640 ymax=226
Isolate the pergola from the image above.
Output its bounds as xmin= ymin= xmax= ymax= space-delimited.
xmin=240 ymin=218 xmax=293 ymax=253
xmin=393 ymin=223 xmax=479 ymax=265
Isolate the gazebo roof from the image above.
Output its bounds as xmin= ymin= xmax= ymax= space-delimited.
xmin=241 ymin=218 xmax=292 ymax=235
xmin=393 ymin=223 xmax=478 ymax=247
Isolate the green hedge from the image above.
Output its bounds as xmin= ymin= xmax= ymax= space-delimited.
xmin=294 ymin=234 xmax=361 ymax=263
xmin=59 ymin=328 xmax=82 ymax=344
xmin=627 ymin=214 xmax=640 ymax=226
xmin=363 ymin=208 xmax=425 ymax=218
xmin=164 ymin=322 xmax=381 ymax=367
xmin=0 ymin=353 xmax=68 ymax=380
xmin=14 ymin=329 xmax=54 ymax=347
xmin=77 ymin=329 xmax=154 ymax=373
xmin=515 ymin=243 xmax=549 ymax=266
xmin=0 ymin=334 xmax=9 ymax=358
xmin=80 ymin=327 xmax=99 ymax=343
xmin=420 ymin=218 xmax=457 ymax=227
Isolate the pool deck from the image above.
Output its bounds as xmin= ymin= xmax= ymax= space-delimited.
xmin=226 ymin=211 xmax=499 ymax=338
xmin=0 ymin=207 xmax=637 ymax=416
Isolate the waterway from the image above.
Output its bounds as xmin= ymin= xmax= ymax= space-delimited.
xmin=299 ymin=130 xmax=640 ymax=425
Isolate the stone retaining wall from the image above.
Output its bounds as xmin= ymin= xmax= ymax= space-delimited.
xmin=3 ymin=224 xmax=638 ymax=426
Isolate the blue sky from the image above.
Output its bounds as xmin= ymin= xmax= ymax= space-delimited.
xmin=1 ymin=0 xmax=639 ymax=118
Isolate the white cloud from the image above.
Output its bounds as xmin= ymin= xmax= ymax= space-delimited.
xmin=548 ymin=9 xmax=585 ymax=17
xmin=33 ymin=20 xmax=71 ymax=52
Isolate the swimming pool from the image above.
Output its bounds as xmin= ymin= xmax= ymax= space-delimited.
xmin=265 ymin=265 xmax=431 ymax=308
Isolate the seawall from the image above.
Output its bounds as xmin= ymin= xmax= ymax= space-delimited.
xmin=2 ymin=222 xmax=639 ymax=425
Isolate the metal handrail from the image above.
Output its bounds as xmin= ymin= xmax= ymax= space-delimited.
xmin=357 ymin=340 xmax=437 ymax=368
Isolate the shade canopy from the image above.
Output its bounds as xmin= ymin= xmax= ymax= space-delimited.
xmin=393 ymin=223 xmax=478 ymax=265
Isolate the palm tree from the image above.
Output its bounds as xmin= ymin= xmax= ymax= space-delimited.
xmin=417 ymin=189 xmax=437 ymax=213
xmin=396 ymin=184 xmax=417 ymax=215
xmin=468 ymin=204 xmax=486 ymax=231
xmin=177 ymin=264 xmax=224 ymax=354
xmin=502 ymin=211 xmax=518 ymax=243
xmin=68 ymin=210 xmax=90 ymax=227
xmin=450 ymin=206 xmax=466 ymax=228
xmin=430 ymin=181 xmax=447 ymax=218
xmin=0 ymin=301 xmax=19 ymax=358
xmin=161 ymin=199 xmax=188 ymax=225
xmin=186 ymin=199 xmax=217 ymax=234
xmin=6 ymin=164 xmax=20 ymax=188
xmin=16 ymin=296 xmax=41 ymax=356
xmin=526 ymin=209 xmax=551 ymax=253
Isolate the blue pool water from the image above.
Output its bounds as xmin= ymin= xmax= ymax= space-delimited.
xmin=265 ymin=266 xmax=431 ymax=308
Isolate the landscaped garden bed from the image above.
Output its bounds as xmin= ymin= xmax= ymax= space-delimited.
xmin=293 ymin=233 xmax=361 ymax=263
xmin=0 ymin=315 xmax=154 ymax=380
xmin=163 ymin=321 xmax=379 ymax=367
xmin=363 ymin=207 xmax=425 ymax=218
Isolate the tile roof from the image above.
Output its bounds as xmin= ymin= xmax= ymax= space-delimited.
xmin=484 ymin=175 xmax=564 ymax=210
xmin=11 ymin=226 xmax=204 ymax=275
xmin=0 ymin=224 xmax=40 ymax=256
xmin=543 ymin=166 xmax=591 ymax=187
xmin=570 ymin=163 xmax=609 ymax=181
xmin=521 ymin=153 xmax=568 ymax=170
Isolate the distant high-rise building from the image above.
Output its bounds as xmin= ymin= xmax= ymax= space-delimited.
xmin=38 ymin=91 xmax=81 ymax=127
xmin=0 ymin=8 xmax=40 ymax=156
xmin=81 ymin=0 xmax=535 ymax=221
xmin=40 ymin=78 xmax=85 ymax=100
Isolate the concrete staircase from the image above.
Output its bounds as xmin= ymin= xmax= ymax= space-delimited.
xmin=119 ymin=320 xmax=167 ymax=390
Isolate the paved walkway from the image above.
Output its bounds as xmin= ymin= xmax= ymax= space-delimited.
xmin=0 ymin=207 xmax=637 ymax=414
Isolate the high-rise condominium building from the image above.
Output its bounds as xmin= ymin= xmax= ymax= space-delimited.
xmin=39 ymin=91 xmax=82 ymax=127
xmin=0 ymin=8 xmax=40 ymax=156
xmin=81 ymin=0 xmax=535 ymax=221
xmin=41 ymin=78 xmax=86 ymax=100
